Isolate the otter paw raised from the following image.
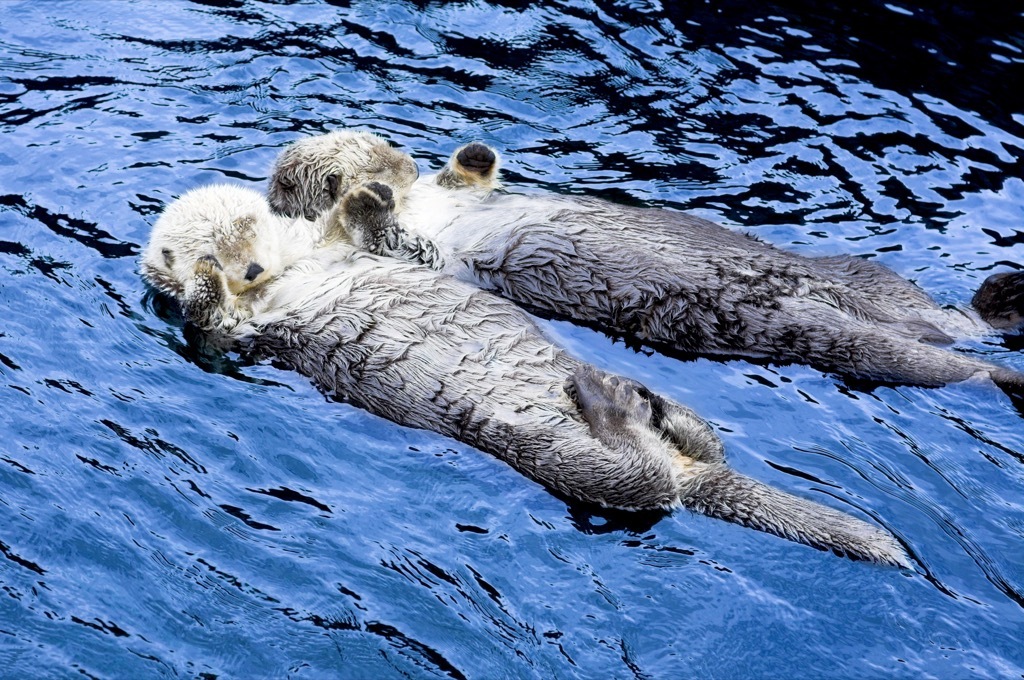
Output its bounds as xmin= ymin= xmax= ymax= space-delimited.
xmin=337 ymin=181 xmax=399 ymax=253
xmin=455 ymin=142 xmax=497 ymax=176
xmin=342 ymin=181 xmax=395 ymax=219
xmin=184 ymin=255 xmax=230 ymax=328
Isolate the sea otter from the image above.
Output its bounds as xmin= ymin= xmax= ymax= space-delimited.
xmin=267 ymin=129 xmax=419 ymax=220
xmin=266 ymin=131 xmax=1024 ymax=392
xmin=142 ymin=180 xmax=908 ymax=566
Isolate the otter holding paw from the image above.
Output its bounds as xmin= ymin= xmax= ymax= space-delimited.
xmin=143 ymin=180 xmax=908 ymax=566
xmin=268 ymin=130 xmax=419 ymax=220
xmin=267 ymin=131 xmax=1024 ymax=393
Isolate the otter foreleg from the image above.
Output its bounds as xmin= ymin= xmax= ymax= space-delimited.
xmin=334 ymin=182 xmax=446 ymax=270
xmin=183 ymin=255 xmax=236 ymax=332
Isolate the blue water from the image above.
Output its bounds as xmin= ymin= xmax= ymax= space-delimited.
xmin=1 ymin=1 xmax=1023 ymax=677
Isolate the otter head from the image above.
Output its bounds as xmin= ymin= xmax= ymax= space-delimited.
xmin=142 ymin=184 xmax=284 ymax=302
xmin=268 ymin=130 xmax=419 ymax=220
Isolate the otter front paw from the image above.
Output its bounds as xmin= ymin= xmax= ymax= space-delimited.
xmin=340 ymin=181 xmax=398 ymax=254
xmin=184 ymin=255 xmax=230 ymax=329
xmin=343 ymin=181 xmax=395 ymax=219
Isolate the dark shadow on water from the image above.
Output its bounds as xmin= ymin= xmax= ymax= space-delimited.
xmin=559 ymin=494 xmax=666 ymax=536
xmin=0 ymin=194 xmax=138 ymax=259
xmin=140 ymin=288 xmax=289 ymax=387
xmin=143 ymin=286 xmax=183 ymax=323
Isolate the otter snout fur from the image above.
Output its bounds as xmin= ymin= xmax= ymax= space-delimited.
xmin=266 ymin=132 xmax=1024 ymax=393
xmin=143 ymin=181 xmax=908 ymax=566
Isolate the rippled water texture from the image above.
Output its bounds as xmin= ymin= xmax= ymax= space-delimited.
xmin=1 ymin=1 xmax=1023 ymax=677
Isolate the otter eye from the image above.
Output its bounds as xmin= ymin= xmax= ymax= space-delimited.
xmin=244 ymin=262 xmax=265 ymax=282
xmin=327 ymin=174 xmax=340 ymax=199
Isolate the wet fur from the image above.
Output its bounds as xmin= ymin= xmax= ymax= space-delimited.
xmin=267 ymin=133 xmax=1023 ymax=391
xmin=267 ymin=129 xmax=418 ymax=220
xmin=142 ymin=182 xmax=908 ymax=566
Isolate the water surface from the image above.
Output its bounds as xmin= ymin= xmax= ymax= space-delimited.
xmin=1 ymin=1 xmax=1023 ymax=678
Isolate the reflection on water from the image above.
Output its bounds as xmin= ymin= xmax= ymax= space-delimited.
xmin=0 ymin=0 xmax=1022 ymax=677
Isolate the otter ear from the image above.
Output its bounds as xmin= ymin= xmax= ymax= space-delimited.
xmin=327 ymin=174 xmax=340 ymax=201
xmin=161 ymin=247 xmax=175 ymax=268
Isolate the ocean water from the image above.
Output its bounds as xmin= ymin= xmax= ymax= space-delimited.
xmin=1 ymin=1 xmax=1023 ymax=678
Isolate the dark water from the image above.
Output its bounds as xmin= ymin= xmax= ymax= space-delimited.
xmin=1 ymin=0 xmax=1023 ymax=677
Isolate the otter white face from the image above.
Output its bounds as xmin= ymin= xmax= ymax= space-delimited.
xmin=268 ymin=130 xmax=419 ymax=220
xmin=142 ymin=184 xmax=285 ymax=300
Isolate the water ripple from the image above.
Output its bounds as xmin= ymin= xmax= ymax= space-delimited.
xmin=0 ymin=1 xmax=1022 ymax=677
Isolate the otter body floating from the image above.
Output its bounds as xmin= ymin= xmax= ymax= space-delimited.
xmin=142 ymin=181 xmax=908 ymax=566
xmin=267 ymin=132 xmax=1024 ymax=392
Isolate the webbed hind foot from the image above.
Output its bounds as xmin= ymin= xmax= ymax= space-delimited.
xmin=973 ymin=270 xmax=1024 ymax=331
xmin=437 ymin=142 xmax=501 ymax=188
xmin=567 ymin=365 xmax=725 ymax=464
xmin=456 ymin=142 xmax=497 ymax=176
xmin=641 ymin=390 xmax=726 ymax=465
xmin=567 ymin=365 xmax=654 ymax=442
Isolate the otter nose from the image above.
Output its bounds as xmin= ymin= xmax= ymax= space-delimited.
xmin=244 ymin=262 xmax=264 ymax=282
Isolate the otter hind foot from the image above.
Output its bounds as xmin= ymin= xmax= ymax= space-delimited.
xmin=568 ymin=365 xmax=654 ymax=442
xmin=438 ymin=142 xmax=501 ymax=189
xmin=456 ymin=142 xmax=497 ymax=176
xmin=973 ymin=270 xmax=1024 ymax=331
xmin=642 ymin=390 xmax=726 ymax=465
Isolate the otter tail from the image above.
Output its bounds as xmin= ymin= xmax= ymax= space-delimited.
xmin=568 ymin=364 xmax=908 ymax=566
xmin=972 ymin=271 xmax=1024 ymax=331
xmin=679 ymin=466 xmax=909 ymax=567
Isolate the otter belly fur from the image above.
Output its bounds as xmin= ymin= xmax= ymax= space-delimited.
xmin=267 ymin=133 xmax=1024 ymax=391
xmin=143 ymin=181 xmax=908 ymax=566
